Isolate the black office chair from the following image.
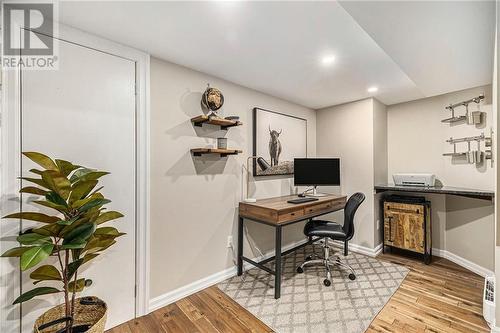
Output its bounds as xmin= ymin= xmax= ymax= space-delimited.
xmin=296 ymin=192 xmax=365 ymax=286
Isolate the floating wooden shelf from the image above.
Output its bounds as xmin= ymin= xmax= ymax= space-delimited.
xmin=191 ymin=148 xmax=242 ymax=157
xmin=191 ymin=115 xmax=242 ymax=130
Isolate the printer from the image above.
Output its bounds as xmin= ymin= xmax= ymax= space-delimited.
xmin=392 ymin=173 xmax=436 ymax=187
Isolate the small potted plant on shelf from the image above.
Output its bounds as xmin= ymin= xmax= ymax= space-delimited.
xmin=1 ymin=152 xmax=125 ymax=333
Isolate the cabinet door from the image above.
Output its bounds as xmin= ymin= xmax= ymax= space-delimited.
xmin=384 ymin=202 xmax=425 ymax=254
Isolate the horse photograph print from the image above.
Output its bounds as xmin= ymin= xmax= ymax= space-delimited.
xmin=253 ymin=107 xmax=307 ymax=176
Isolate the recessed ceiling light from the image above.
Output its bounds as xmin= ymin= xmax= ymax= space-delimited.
xmin=321 ymin=55 xmax=336 ymax=65
xmin=367 ymin=86 xmax=378 ymax=93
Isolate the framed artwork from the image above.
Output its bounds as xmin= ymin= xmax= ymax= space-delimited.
xmin=252 ymin=107 xmax=307 ymax=176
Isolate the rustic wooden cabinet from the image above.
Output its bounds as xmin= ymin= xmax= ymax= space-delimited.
xmin=382 ymin=196 xmax=431 ymax=264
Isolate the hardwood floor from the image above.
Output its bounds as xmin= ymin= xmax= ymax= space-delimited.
xmin=107 ymin=286 xmax=273 ymax=333
xmin=108 ymin=253 xmax=489 ymax=333
xmin=369 ymin=252 xmax=489 ymax=333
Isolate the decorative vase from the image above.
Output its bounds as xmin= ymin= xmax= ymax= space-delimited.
xmin=34 ymin=297 xmax=107 ymax=333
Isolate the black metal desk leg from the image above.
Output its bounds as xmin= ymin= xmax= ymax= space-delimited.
xmin=236 ymin=217 xmax=243 ymax=276
xmin=237 ymin=216 xmax=244 ymax=276
xmin=274 ymin=225 xmax=282 ymax=299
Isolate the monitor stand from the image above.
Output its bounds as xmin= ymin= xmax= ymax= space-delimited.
xmin=305 ymin=186 xmax=328 ymax=197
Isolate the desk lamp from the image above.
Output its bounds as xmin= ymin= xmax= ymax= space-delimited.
xmin=245 ymin=156 xmax=270 ymax=202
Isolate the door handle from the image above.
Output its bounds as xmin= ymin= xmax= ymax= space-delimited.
xmin=387 ymin=216 xmax=394 ymax=242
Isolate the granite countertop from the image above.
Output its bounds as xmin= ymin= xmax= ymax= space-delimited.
xmin=374 ymin=184 xmax=494 ymax=200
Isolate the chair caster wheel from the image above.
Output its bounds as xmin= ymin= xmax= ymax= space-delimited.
xmin=297 ymin=267 xmax=304 ymax=274
xmin=348 ymin=273 xmax=356 ymax=281
xmin=323 ymin=279 xmax=331 ymax=287
xmin=305 ymin=255 xmax=313 ymax=261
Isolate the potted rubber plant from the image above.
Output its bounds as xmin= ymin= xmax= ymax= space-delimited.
xmin=1 ymin=152 xmax=125 ymax=333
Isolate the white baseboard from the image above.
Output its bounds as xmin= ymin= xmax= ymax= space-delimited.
xmin=149 ymin=238 xmax=384 ymax=312
xmin=149 ymin=241 xmax=493 ymax=314
xmin=490 ymin=325 xmax=500 ymax=333
xmin=331 ymin=241 xmax=383 ymax=258
xmin=148 ymin=238 xmax=309 ymax=312
xmin=432 ymin=248 xmax=494 ymax=278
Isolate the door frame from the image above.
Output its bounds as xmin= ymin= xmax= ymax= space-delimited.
xmin=0 ymin=24 xmax=151 ymax=330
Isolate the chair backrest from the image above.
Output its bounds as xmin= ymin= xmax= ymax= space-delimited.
xmin=342 ymin=192 xmax=366 ymax=239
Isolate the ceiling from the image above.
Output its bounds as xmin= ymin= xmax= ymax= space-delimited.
xmin=58 ymin=1 xmax=495 ymax=109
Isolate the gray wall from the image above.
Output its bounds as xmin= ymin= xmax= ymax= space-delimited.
xmin=373 ymin=99 xmax=388 ymax=246
xmin=387 ymin=85 xmax=495 ymax=271
xmin=316 ymin=99 xmax=377 ymax=249
xmin=149 ymin=57 xmax=316 ymax=299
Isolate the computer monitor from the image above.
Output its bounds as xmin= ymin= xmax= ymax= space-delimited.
xmin=294 ymin=158 xmax=340 ymax=196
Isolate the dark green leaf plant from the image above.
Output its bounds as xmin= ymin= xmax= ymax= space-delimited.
xmin=1 ymin=152 xmax=125 ymax=331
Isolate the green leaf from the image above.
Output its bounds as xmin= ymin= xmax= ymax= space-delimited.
xmin=29 ymin=169 xmax=44 ymax=175
xmin=88 ymin=186 xmax=104 ymax=197
xmin=19 ymin=186 xmax=47 ymax=196
xmin=3 ymin=212 xmax=59 ymax=224
xmin=30 ymin=265 xmax=61 ymax=281
xmin=68 ymin=278 xmax=91 ymax=292
xmin=13 ymin=287 xmax=60 ymax=304
xmin=95 ymin=211 xmax=124 ymax=225
xmin=82 ymin=253 xmax=98 ymax=264
xmin=70 ymin=169 xmax=109 ymax=184
xmin=72 ymin=192 xmax=103 ymax=209
xmin=67 ymin=258 xmax=83 ymax=280
xmin=55 ymin=159 xmax=80 ymax=177
xmin=32 ymin=224 xmax=64 ymax=237
xmin=45 ymin=192 xmax=68 ymax=207
xmin=60 ymin=241 xmax=86 ymax=250
xmin=1 ymin=246 xmax=32 ymax=257
xmin=20 ymin=244 xmax=54 ymax=270
xmin=56 ymin=216 xmax=78 ymax=226
xmin=69 ymin=180 xmax=98 ymax=204
xmin=69 ymin=168 xmax=94 ymax=183
xmin=79 ymin=199 xmax=110 ymax=213
xmin=32 ymin=200 xmax=67 ymax=212
xmin=17 ymin=233 xmax=51 ymax=245
xmin=41 ymin=171 xmax=71 ymax=200
xmin=84 ymin=238 xmax=116 ymax=254
xmin=20 ymin=177 xmax=49 ymax=189
xmin=94 ymin=227 xmax=121 ymax=236
xmin=63 ymin=223 xmax=95 ymax=245
xmin=23 ymin=152 xmax=58 ymax=171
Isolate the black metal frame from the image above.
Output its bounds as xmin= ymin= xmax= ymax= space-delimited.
xmin=381 ymin=195 xmax=432 ymax=264
xmin=252 ymin=107 xmax=307 ymax=177
xmin=237 ymin=208 xmax=338 ymax=299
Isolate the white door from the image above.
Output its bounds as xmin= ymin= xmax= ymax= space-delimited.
xmin=19 ymin=36 xmax=137 ymax=330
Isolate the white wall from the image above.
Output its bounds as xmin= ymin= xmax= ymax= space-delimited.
xmin=387 ymin=85 xmax=494 ymax=189
xmin=373 ymin=99 xmax=388 ymax=246
xmin=149 ymin=58 xmax=316 ymax=299
xmin=387 ymin=85 xmax=495 ymax=271
xmin=316 ymin=99 xmax=376 ymax=249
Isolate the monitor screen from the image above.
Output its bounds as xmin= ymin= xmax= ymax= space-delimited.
xmin=294 ymin=158 xmax=340 ymax=186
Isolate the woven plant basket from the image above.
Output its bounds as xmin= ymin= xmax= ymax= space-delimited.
xmin=34 ymin=296 xmax=107 ymax=333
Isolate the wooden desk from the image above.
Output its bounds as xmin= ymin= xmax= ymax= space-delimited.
xmin=237 ymin=194 xmax=347 ymax=299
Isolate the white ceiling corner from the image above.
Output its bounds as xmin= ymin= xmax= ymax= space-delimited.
xmin=58 ymin=1 xmax=494 ymax=109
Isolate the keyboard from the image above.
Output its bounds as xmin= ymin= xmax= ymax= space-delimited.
xmin=287 ymin=197 xmax=319 ymax=204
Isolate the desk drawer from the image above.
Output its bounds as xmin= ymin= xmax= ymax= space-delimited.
xmin=304 ymin=201 xmax=341 ymax=215
xmin=278 ymin=208 xmax=304 ymax=223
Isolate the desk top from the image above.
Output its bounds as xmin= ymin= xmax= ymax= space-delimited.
xmin=239 ymin=194 xmax=347 ymax=225
xmin=240 ymin=194 xmax=345 ymax=211
xmin=374 ymin=184 xmax=494 ymax=200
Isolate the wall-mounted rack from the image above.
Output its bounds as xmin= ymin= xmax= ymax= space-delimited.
xmin=443 ymin=131 xmax=493 ymax=164
xmin=441 ymin=93 xmax=484 ymax=124
xmin=445 ymin=133 xmax=486 ymax=144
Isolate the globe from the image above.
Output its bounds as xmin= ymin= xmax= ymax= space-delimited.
xmin=202 ymin=85 xmax=224 ymax=112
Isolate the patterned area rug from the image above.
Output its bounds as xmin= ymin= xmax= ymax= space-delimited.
xmin=218 ymin=245 xmax=409 ymax=333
